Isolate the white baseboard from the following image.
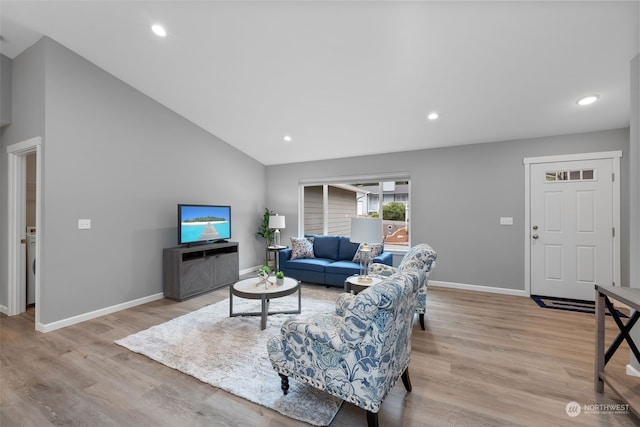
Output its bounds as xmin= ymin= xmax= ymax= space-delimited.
xmin=0 ymin=304 xmax=7 ymax=315
xmin=36 ymin=292 xmax=165 ymax=333
xmin=29 ymin=267 xmax=256 ymax=332
xmin=429 ymin=280 xmax=529 ymax=297
xmin=626 ymin=364 xmax=640 ymax=377
xmin=27 ymin=276 xmax=524 ymax=332
xmin=240 ymin=265 xmax=262 ymax=276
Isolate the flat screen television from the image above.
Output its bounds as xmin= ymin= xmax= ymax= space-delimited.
xmin=178 ymin=204 xmax=231 ymax=246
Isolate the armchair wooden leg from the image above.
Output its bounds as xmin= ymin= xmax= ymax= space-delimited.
xmin=401 ymin=367 xmax=412 ymax=392
xmin=366 ymin=410 xmax=379 ymax=427
xmin=419 ymin=313 xmax=425 ymax=330
xmin=279 ymin=374 xmax=289 ymax=395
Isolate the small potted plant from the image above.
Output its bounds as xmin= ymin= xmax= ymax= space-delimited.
xmin=276 ymin=271 xmax=284 ymax=285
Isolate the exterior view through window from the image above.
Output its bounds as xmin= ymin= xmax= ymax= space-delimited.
xmin=302 ymin=180 xmax=410 ymax=251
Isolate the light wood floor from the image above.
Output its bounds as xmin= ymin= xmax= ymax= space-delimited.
xmin=1 ymin=285 xmax=639 ymax=426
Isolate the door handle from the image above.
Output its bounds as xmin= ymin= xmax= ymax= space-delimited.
xmin=532 ymin=234 xmax=539 ymax=239
xmin=532 ymin=225 xmax=538 ymax=230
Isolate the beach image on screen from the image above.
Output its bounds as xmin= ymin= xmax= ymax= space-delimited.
xmin=181 ymin=206 xmax=230 ymax=243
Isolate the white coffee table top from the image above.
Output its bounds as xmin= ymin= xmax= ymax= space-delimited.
xmin=232 ymin=276 xmax=299 ymax=297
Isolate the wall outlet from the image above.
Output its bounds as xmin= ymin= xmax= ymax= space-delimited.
xmin=78 ymin=219 xmax=91 ymax=229
xmin=499 ymin=217 xmax=514 ymax=226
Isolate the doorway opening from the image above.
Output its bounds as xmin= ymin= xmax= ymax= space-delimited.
xmin=7 ymin=137 xmax=42 ymax=330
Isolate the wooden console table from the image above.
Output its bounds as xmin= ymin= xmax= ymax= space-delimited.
xmin=595 ymin=284 xmax=640 ymax=417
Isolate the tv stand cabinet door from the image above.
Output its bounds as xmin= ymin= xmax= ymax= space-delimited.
xmin=180 ymin=258 xmax=214 ymax=298
xmin=212 ymin=252 xmax=240 ymax=288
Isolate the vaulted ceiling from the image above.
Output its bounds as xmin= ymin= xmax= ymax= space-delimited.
xmin=1 ymin=1 xmax=638 ymax=165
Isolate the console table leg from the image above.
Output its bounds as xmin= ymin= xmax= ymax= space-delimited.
xmin=595 ymin=289 xmax=605 ymax=392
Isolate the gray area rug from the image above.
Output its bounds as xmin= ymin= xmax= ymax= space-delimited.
xmin=115 ymin=286 xmax=343 ymax=426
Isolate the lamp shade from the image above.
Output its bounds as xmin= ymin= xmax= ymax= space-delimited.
xmin=350 ymin=217 xmax=382 ymax=244
xmin=269 ymin=215 xmax=286 ymax=229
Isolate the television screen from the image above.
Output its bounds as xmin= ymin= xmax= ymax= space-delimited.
xmin=178 ymin=204 xmax=231 ymax=245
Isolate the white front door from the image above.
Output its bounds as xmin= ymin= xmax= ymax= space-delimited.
xmin=530 ymin=158 xmax=614 ymax=301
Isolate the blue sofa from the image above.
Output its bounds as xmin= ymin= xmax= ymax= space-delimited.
xmin=279 ymin=234 xmax=393 ymax=287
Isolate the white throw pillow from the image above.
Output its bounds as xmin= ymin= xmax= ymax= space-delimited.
xmin=290 ymin=237 xmax=315 ymax=260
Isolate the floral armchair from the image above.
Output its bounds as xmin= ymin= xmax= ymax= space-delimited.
xmin=369 ymin=243 xmax=437 ymax=330
xmin=267 ymin=269 xmax=425 ymax=427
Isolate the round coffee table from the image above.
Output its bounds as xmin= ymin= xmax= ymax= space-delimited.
xmin=344 ymin=274 xmax=384 ymax=294
xmin=229 ymin=276 xmax=301 ymax=330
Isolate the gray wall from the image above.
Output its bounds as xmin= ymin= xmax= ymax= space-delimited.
xmin=1 ymin=42 xmax=47 ymax=307
xmin=0 ymin=45 xmax=46 ymax=142
xmin=267 ymin=128 xmax=630 ymax=291
xmin=0 ymin=54 xmax=12 ymax=126
xmin=0 ymin=37 xmax=268 ymax=325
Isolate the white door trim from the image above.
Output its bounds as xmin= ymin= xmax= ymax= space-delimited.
xmin=7 ymin=137 xmax=42 ymax=329
xmin=523 ymin=150 xmax=622 ymax=296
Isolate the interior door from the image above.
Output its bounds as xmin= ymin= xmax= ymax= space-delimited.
xmin=530 ymin=159 xmax=613 ymax=301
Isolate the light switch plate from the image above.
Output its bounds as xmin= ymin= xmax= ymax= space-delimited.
xmin=78 ymin=219 xmax=91 ymax=229
xmin=499 ymin=217 xmax=514 ymax=226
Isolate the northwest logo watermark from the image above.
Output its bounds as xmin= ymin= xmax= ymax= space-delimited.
xmin=566 ymin=401 xmax=629 ymax=417
xmin=565 ymin=401 xmax=581 ymax=417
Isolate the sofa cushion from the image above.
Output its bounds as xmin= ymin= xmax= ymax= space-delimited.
xmin=290 ymin=236 xmax=315 ymax=260
xmin=338 ymin=236 xmax=360 ymax=261
xmin=353 ymin=243 xmax=384 ymax=262
xmin=308 ymin=234 xmax=340 ymax=259
xmin=284 ymin=258 xmax=333 ymax=273
xmin=325 ymin=260 xmax=361 ymax=275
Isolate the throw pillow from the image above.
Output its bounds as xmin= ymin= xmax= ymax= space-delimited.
xmin=352 ymin=243 xmax=383 ymax=262
xmin=290 ymin=236 xmax=315 ymax=260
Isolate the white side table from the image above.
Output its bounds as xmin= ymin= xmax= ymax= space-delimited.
xmin=344 ymin=274 xmax=383 ymax=294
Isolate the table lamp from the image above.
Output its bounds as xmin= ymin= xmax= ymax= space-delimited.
xmin=350 ymin=217 xmax=382 ymax=283
xmin=269 ymin=214 xmax=286 ymax=246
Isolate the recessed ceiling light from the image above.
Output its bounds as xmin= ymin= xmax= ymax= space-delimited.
xmin=151 ymin=24 xmax=167 ymax=37
xmin=283 ymin=135 xmax=292 ymax=142
xmin=427 ymin=112 xmax=439 ymax=120
xmin=577 ymin=95 xmax=599 ymax=106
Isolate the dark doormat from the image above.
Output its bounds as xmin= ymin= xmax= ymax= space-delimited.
xmin=531 ymin=295 xmax=628 ymax=318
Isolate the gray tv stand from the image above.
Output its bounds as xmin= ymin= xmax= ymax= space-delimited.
xmin=163 ymin=241 xmax=239 ymax=301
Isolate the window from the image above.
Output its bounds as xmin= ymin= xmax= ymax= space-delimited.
xmin=300 ymin=176 xmax=410 ymax=251
xmin=545 ymin=169 xmax=596 ymax=182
